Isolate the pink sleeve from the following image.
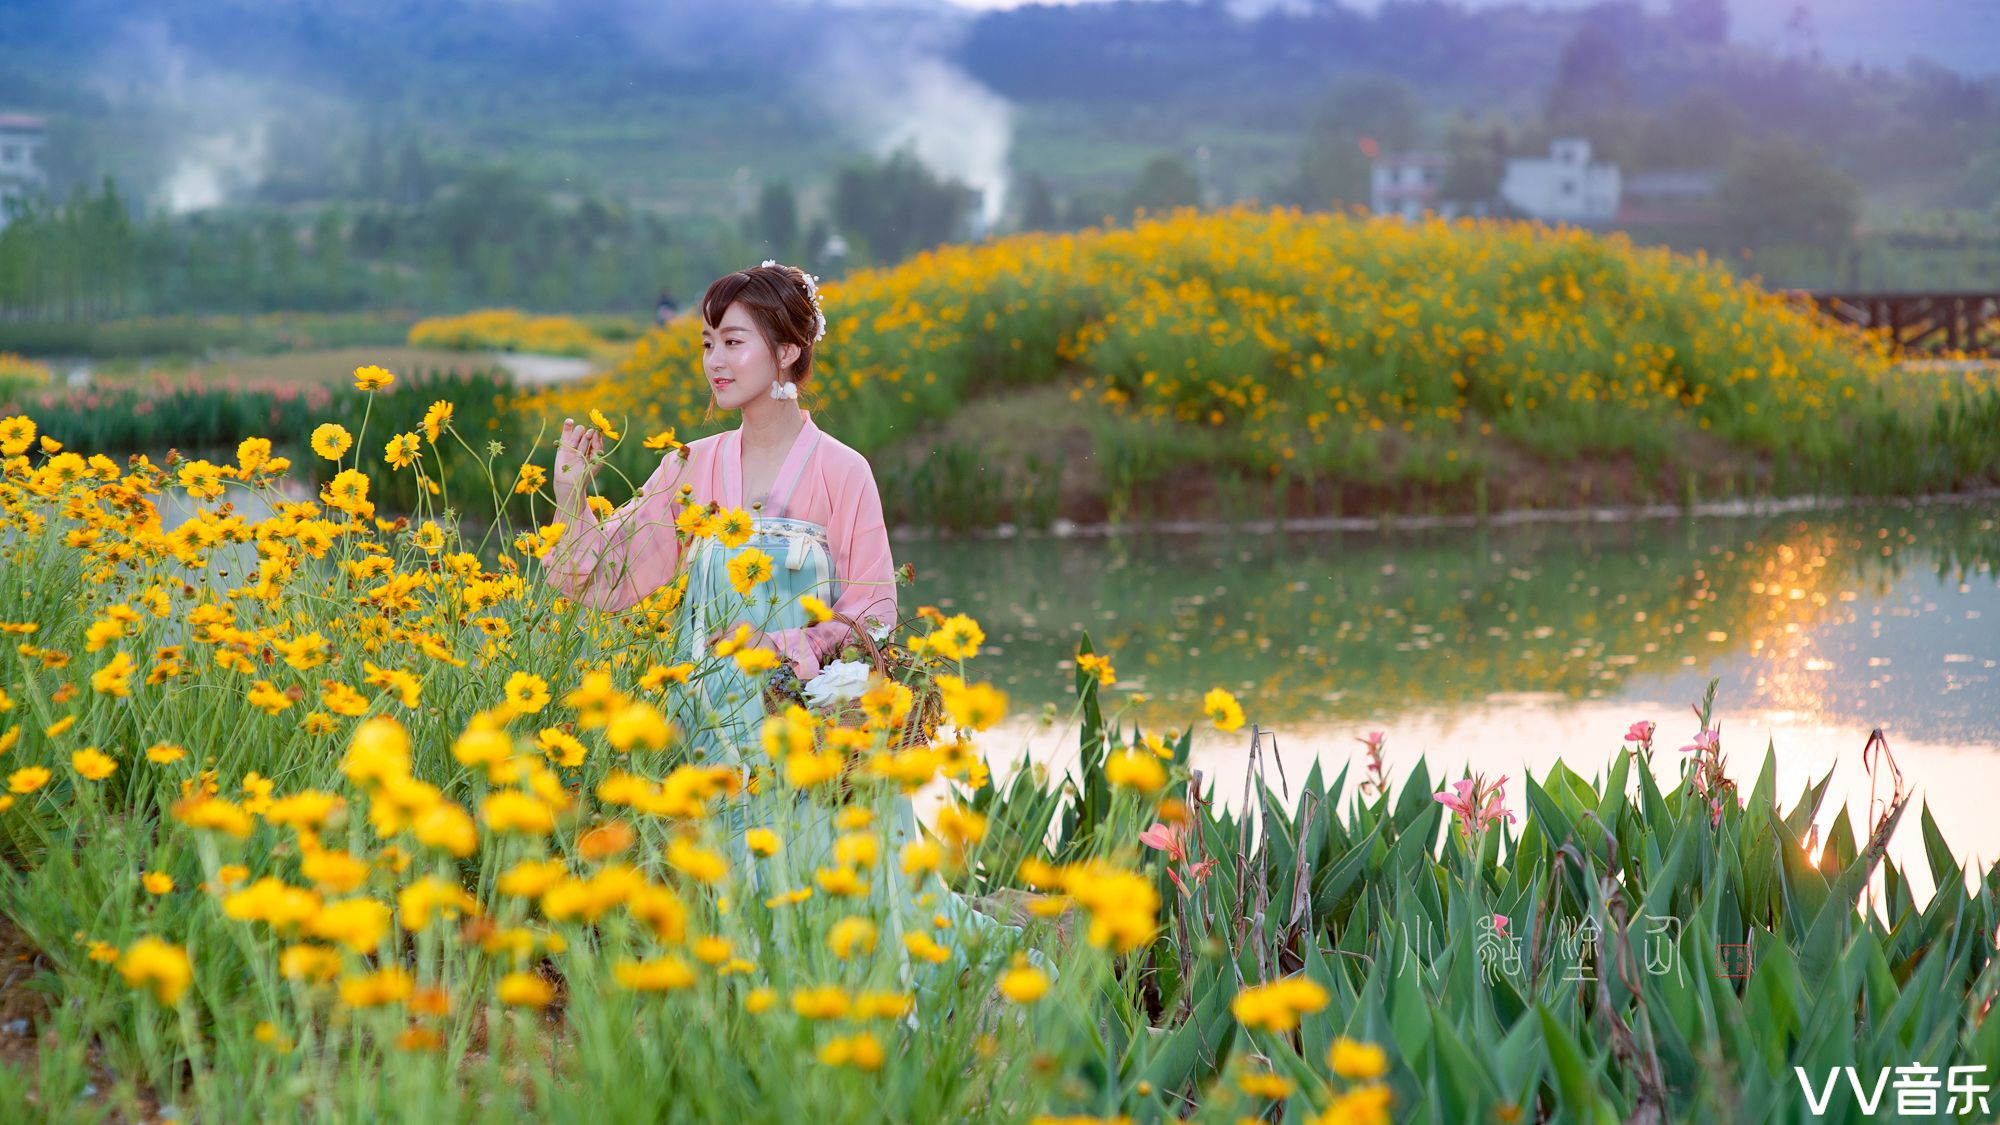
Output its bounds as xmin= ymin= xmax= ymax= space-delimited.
xmin=765 ymin=457 xmax=898 ymax=681
xmin=542 ymin=454 xmax=688 ymax=613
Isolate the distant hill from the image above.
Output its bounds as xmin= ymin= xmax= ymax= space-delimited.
xmin=0 ymin=0 xmax=1993 ymax=219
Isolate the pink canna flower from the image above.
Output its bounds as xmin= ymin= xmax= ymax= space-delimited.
xmin=1434 ymin=778 xmax=1477 ymax=819
xmin=1477 ymin=776 xmax=1517 ymax=830
xmin=1141 ymin=823 xmax=1213 ymax=896
xmin=1436 ymin=774 xmax=1515 ymax=841
xmin=1625 ymin=720 xmax=1655 ymax=747
xmin=1680 ymin=727 xmax=1721 ymax=755
xmin=1356 ymin=729 xmax=1390 ymax=797
xmin=1492 ymin=914 xmax=1509 ymax=936
xmin=1138 ymin=822 xmax=1185 ymax=864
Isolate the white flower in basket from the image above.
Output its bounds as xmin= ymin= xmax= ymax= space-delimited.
xmin=803 ymin=659 xmax=873 ymax=709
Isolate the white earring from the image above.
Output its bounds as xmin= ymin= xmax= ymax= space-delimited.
xmin=770 ymin=380 xmax=798 ymax=401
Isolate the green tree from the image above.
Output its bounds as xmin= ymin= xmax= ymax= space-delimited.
xmin=1311 ymin=74 xmax=1420 ymax=154
xmin=1546 ymin=22 xmax=1629 ymax=124
xmin=1639 ymin=88 xmax=1746 ymax=169
xmin=751 ymin=179 xmax=799 ymax=261
xmin=1292 ymin=74 xmax=1421 ymax=211
xmin=1717 ymin=137 xmax=1859 ymax=248
xmin=830 ymin=147 xmax=978 ymax=266
xmin=1438 ymin=121 xmax=1506 ymax=211
xmin=1016 ymin=171 xmax=1059 ymax=232
xmin=1121 ymin=153 xmax=1202 ymax=218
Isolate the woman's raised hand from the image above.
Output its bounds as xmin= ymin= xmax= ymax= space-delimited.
xmin=555 ymin=418 xmax=604 ymax=500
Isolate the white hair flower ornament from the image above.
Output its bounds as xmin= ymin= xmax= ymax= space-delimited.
xmin=760 ymin=258 xmax=827 ymax=344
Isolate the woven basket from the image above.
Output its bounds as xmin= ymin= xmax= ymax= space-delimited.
xmin=762 ymin=608 xmax=942 ymax=753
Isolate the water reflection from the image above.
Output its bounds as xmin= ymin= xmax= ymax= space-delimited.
xmin=902 ymin=503 xmax=2000 ymax=886
xmin=898 ymin=503 xmax=2000 ymax=744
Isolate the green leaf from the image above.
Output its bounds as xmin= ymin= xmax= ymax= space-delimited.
xmin=1536 ymin=1003 xmax=1614 ymax=1124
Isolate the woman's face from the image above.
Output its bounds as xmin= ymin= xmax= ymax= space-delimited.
xmin=702 ymin=301 xmax=798 ymax=412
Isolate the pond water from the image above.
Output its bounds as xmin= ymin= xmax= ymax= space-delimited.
xmin=897 ymin=501 xmax=2000 ymax=898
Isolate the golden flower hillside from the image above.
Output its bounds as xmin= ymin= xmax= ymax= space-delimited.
xmin=528 ymin=206 xmax=2000 ymax=522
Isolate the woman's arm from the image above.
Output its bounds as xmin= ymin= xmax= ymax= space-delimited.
xmin=542 ymin=453 xmax=689 ymax=613
xmin=764 ymin=460 xmax=898 ymax=681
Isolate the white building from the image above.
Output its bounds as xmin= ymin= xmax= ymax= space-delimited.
xmin=0 ymin=114 xmax=48 ymax=229
xmin=1370 ymin=151 xmax=1448 ymax=220
xmin=1498 ymin=138 xmax=1621 ymax=225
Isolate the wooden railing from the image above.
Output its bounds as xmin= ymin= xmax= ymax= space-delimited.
xmin=1797 ymin=291 xmax=2000 ymax=356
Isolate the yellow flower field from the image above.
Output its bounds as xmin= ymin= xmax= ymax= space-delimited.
xmin=530 ymin=205 xmax=2000 ymax=513
xmin=410 ymin=308 xmax=604 ymax=357
xmin=0 ymin=387 xmax=1381 ymax=1122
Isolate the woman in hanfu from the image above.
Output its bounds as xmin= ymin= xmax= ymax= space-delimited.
xmin=543 ymin=262 xmax=1037 ymax=988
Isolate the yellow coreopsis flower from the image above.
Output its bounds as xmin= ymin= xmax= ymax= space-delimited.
xmin=503 ymin=672 xmax=551 ymax=714
xmin=675 ymin=503 xmax=715 ymax=538
xmin=536 ymin=727 xmax=587 ymax=768
xmin=928 ymin=613 xmax=984 ymax=661
xmin=1230 ymin=976 xmax=1329 ymax=1032
xmin=1203 ymin=687 xmax=1245 ymax=732
xmin=234 ymin=436 xmax=273 ymax=475
xmin=998 ymin=958 xmax=1050 ymax=1004
xmin=0 ymin=415 xmax=35 ymax=456
xmin=936 ymin=674 xmax=1006 ymax=731
xmin=1319 ymin=1082 xmax=1395 ymax=1125
xmin=904 ymin=932 xmax=950 ymax=964
xmin=642 ymin=428 xmax=682 ymax=451
xmin=320 ymin=469 xmax=372 ymax=516
xmin=142 ymin=872 xmax=175 ymax=895
xmin=1076 ymin=652 xmax=1116 ymax=687
xmin=860 ymin=679 xmax=913 ymax=730
xmin=71 ymin=747 xmax=117 ymax=781
xmin=117 ymin=937 xmax=193 ymax=1005
xmin=1104 ymin=749 xmax=1167 ymax=793
xmin=727 ymin=547 xmax=773 ymax=595
xmin=497 ymin=971 xmax=555 ymax=1009
xmin=799 ymin=594 xmax=834 ymax=624
xmin=615 ymin=956 xmax=696 ymax=992
xmin=339 ymin=966 xmax=413 ymax=1008
xmin=1328 ymin=1036 xmax=1391 ymax=1081
xmin=353 ymin=364 xmax=395 ymax=391
xmin=605 ymin=701 xmax=674 ymax=752
xmin=515 ymin=522 xmax=565 ymax=560
xmin=482 ymin=790 xmax=556 ymax=835
xmin=818 ymin=1032 xmax=884 ymax=1071
xmin=246 ymin=679 xmax=294 ymax=716
xmin=827 ymin=915 xmax=877 ymax=959
xmin=713 ymin=508 xmax=754 ymax=547
xmin=587 ymin=408 xmax=621 ymax=440
xmin=177 ymin=459 xmax=227 ymax=500
xmin=790 ymin=985 xmax=850 ymax=1020
xmin=383 ymin=432 xmax=421 ymax=470
xmin=311 ymin=423 xmax=353 ymax=461
xmin=8 ymin=766 xmax=51 ymax=794
xmin=745 ymin=828 xmax=781 ymax=856
xmin=91 ymin=651 xmax=136 ymax=698
xmin=422 ymin=400 xmax=454 ymax=442
xmin=666 ymin=837 xmax=728 ymax=884
xmin=638 ymin=663 xmax=694 ymax=691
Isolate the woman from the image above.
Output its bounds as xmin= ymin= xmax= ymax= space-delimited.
xmin=545 ymin=261 xmax=897 ymax=759
xmin=543 ymin=262 xmax=1037 ymax=985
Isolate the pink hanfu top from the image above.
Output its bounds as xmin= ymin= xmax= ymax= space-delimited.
xmin=543 ymin=410 xmax=897 ymax=680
